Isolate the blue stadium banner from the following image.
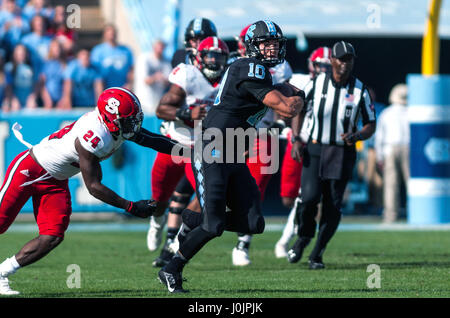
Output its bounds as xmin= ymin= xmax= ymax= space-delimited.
xmin=162 ymin=0 xmax=181 ymax=60
xmin=407 ymin=74 xmax=450 ymax=224
xmin=0 ymin=110 xmax=162 ymax=213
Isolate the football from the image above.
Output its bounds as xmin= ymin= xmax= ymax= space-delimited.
xmin=273 ymin=82 xmax=297 ymax=97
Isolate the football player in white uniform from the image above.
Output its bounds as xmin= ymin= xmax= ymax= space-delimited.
xmin=0 ymin=87 xmax=187 ymax=295
xmin=229 ymin=24 xmax=295 ymax=266
xmin=148 ymin=36 xmax=229 ymax=267
xmin=274 ymin=47 xmax=332 ymax=258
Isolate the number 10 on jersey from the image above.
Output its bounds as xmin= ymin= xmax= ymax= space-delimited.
xmin=248 ymin=63 xmax=265 ymax=79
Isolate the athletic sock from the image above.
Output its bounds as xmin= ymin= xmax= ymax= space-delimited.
xmin=236 ymin=234 xmax=252 ymax=250
xmin=166 ymin=227 xmax=179 ymax=245
xmin=0 ymin=256 xmax=21 ymax=277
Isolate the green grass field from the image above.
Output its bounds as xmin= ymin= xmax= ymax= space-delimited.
xmin=0 ymin=225 xmax=449 ymax=298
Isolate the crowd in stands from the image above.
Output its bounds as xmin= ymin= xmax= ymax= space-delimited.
xmin=0 ymin=0 xmax=134 ymax=112
xmin=0 ymin=1 xmax=410 ymax=222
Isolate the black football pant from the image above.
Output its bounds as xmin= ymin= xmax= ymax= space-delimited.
xmin=296 ymin=144 xmax=351 ymax=261
xmin=178 ymin=149 xmax=265 ymax=260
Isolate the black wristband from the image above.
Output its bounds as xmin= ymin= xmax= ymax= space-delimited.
xmin=175 ymin=107 xmax=192 ymax=121
xmin=291 ymin=135 xmax=303 ymax=144
xmin=295 ymin=89 xmax=306 ymax=101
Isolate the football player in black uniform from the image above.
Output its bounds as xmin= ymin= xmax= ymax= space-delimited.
xmin=171 ymin=17 xmax=217 ymax=67
xmin=147 ymin=17 xmax=219 ymax=263
xmin=158 ymin=20 xmax=305 ymax=293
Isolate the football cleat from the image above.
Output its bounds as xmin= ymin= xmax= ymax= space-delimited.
xmin=232 ymin=247 xmax=251 ymax=266
xmin=0 ymin=275 xmax=20 ymax=295
xmin=274 ymin=241 xmax=289 ymax=259
xmin=158 ymin=268 xmax=188 ymax=293
xmin=309 ymin=258 xmax=325 ymax=270
xmin=147 ymin=214 xmax=167 ymax=252
xmin=287 ymin=238 xmax=310 ymax=264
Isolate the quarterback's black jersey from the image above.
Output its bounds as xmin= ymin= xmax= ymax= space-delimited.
xmin=204 ymin=57 xmax=274 ymax=131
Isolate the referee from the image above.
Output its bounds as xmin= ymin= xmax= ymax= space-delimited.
xmin=288 ymin=41 xmax=376 ymax=269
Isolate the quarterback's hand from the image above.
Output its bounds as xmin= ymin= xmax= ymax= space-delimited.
xmin=126 ymin=200 xmax=156 ymax=218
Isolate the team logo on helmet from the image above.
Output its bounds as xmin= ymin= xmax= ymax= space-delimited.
xmin=243 ymin=20 xmax=286 ymax=67
xmin=97 ymin=87 xmax=143 ymax=140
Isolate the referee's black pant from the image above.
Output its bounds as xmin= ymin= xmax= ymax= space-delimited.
xmin=296 ymin=142 xmax=354 ymax=261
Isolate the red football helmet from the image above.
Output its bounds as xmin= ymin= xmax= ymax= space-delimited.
xmin=308 ymin=46 xmax=332 ymax=78
xmin=236 ymin=24 xmax=251 ymax=56
xmin=195 ymin=36 xmax=229 ymax=81
xmin=97 ymin=87 xmax=143 ymax=139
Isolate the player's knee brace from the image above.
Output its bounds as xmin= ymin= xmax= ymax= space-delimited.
xmin=170 ymin=193 xmax=191 ymax=207
xmin=168 ymin=206 xmax=184 ymax=215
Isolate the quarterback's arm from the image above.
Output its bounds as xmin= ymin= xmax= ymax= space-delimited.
xmin=131 ymin=127 xmax=190 ymax=157
xmin=75 ymin=138 xmax=131 ymax=210
xmin=263 ymin=89 xmax=304 ymax=118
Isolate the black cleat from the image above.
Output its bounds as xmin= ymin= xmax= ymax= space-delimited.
xmin=152 ymin=248 xmax=175 ymax=268
xmin=308 ymin=258 xmax=325 ymax=270
xmin=158 ymin=268 xmax=188 ymax=293
xmin=287 ymin=238 xmax=310 ymax=264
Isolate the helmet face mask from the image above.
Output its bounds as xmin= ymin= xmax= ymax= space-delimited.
xmin=196 ymin=36 xmax=229 ymax=81
xmin=97 ymin=87 xmax=143 ymax=140
xmin=244 ymin=20 xmax=286 ymax=68
xmin=308 ymin=47 xmax=332 ymax=78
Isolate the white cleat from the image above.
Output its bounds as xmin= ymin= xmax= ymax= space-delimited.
xmin=274 ymin=241 xmax=289 ymax=259
xmin=0 ymin=276 xmax=20 ymax=295
xmin=147 ymin=214 xmax=167 ymax=252
xmin=232 ymin=247 xmax=251 ymax=266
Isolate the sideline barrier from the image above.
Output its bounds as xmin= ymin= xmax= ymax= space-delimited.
xmin=407 ymin=74 xmax=450 ymax=224
xmin=0 ymin=109 xmax=161 ymax=213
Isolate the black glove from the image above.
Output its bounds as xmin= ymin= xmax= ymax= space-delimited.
xmin=126 ymin=200 xmax=156 ymax=218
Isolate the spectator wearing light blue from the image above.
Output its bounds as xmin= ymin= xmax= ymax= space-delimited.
xmin=60 ymin=49 xmax=103 ymax=109
xmin=0 ymin=56 xmax=6 ymax=106
xmin=20 ymin=14 xmax=52 ymax=81
xmin=90 ymin=24 xmax=134 ymax=89
xmin=0 ymin=0 xmax=30 ymax=58
xmin=40 ymin=39 xmax=66 ymax=109
xmin=2 ymin=44 xmax=37 ymax=111
xmin=22 ymin=0 xmax=53 ymax=22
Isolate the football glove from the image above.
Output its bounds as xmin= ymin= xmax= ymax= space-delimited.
xmin=126 ymin=200 xmax=156 ymax=218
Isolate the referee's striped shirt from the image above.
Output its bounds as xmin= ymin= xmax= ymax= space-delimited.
xmin=301 ymin=72 xmax=376 ymax=146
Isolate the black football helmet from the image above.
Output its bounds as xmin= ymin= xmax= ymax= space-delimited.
xmin=244 ymin=20 xmax=286 ymax=67
xmin=184 ymin=18 xmax=218 ymax=48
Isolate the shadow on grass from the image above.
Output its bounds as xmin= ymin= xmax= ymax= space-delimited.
xmin=326 ymin=261 xmax=450 ymax=270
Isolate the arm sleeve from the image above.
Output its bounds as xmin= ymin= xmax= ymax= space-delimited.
xmin=131 ymin=127 xmax=187 ymax=155
xmin=240 ymin=80 xmax=274 ymax=102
